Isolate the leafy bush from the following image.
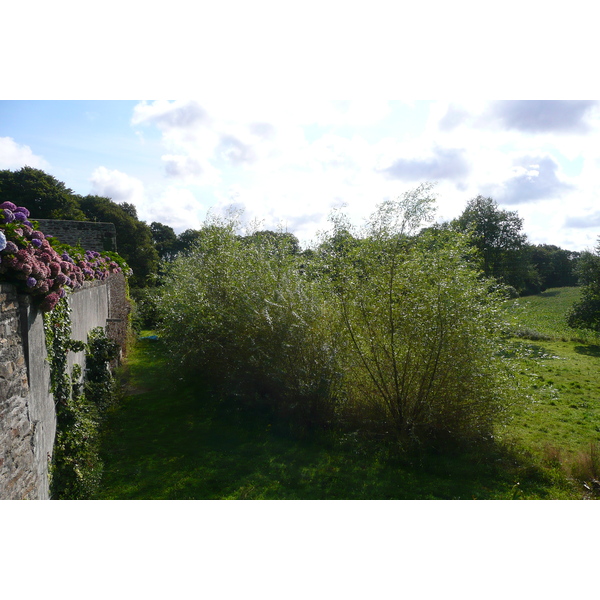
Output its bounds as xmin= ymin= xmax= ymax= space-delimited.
xmin=45 ymin=303 xmax=120 ymax=499
xmin=157 ymin=212 xmax=341 ymax=429
xmin=315 ymin=184 xmax=514 ymax=444
xmin=0 ymin=200 xmax=127 ymax=311
xmin=157 ymin=187 xmax=518 ymax=446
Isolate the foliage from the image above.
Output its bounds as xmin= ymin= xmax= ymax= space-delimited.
xmin=527 ymin=244 xmax=579 ymax=291
xmin=317 ymin=184 xmax=515 ymax=444
xmin=157 ymin=185 xmax=518 ymax=446
xmin=157 ymin=210 xmax=340 ymax=430
xmin=130 ymin=286 xmax=162 ymax=331
xmin=85 ymin=327 xmax=120 ymax=411
xmin=150 ymin=221 xmax=179 ymax=260
xmin=452 ymin=195 xmax=532 ymax=292
xmin=44 ymin=299 xmax=119 ymax=499
xmin=567 ymin=240 xmax=600 ymax=332
xmin=242 ymin=230 xmax=301 ymax=255
xmin=0 ymin=200 xmax=126 ymax=311
xmin=174 ymin=228 xmax=204 ymax=255
xmin=77 ymin=194 xmax=158 ymax=287
xmin=0 ymin=166 xmax=87 ymax=220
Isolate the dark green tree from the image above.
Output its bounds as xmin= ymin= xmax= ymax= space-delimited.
xmin=150 ymin=221 xmax=179 ymax=260
xmin=78 ymin=195 xmax=159 ymax=287
xmin=174 ymin=228 xmax=204 ymax=255
xmin=528 ymin=244 xmax=580 ymax=290
xmin=243 ymin=230 xmax=301 ymax=255
xmin=567 ymin=239 xmax=600 ymax=331
xmin=0 ymin=166 xmax=86 ymax=220
xmin=452 ymin=195 xmax=531 ymax=292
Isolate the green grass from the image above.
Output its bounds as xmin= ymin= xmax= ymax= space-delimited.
xmin=500 ymin=288 xmax=600 ymax=489
xmin=94 ymin=290 xmax=600 ymax=500
xmin=508 ymin=287 xmax=597 ymax=343
xmin=94 ymin=330 xmax=582 ymax=500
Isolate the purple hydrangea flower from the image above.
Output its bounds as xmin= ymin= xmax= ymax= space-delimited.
xmin=15 ymin=206 xmax=30 ymax=217
xmin=26 ymin=276 xmax=37 ymax=288
xmin=40 ymin=292 xmax=60 ymax=312
xmin=0 ymin=208 xmax=15 ymax=224
xmin=0 ymin=201 xmax=17 ymax=211
xmin=3 ymin=241 xmax=18 ymax=254
xmin=31 ymin=238 xmax=43 ymax=249
xmin=13 ymin=211 xmax=28 ymax=222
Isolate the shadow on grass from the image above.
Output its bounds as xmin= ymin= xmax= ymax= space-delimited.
xmin=539 ymin=290 xmax=562 ymax=298
xmin=574 ymin=345 xmax=600 ymax=358
xmin=94 ymin=339 xmax=577 ymax=500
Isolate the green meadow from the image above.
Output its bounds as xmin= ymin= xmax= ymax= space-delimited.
xmin=503 ymin=288 xmax=600 ymax=474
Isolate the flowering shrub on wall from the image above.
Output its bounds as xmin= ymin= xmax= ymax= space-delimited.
xmin=0 ymin=200 xmax=129 ymax=311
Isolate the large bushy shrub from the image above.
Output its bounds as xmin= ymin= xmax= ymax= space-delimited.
xmin=317 ymin=185 xmax=513 ymax=442
xmin=157 ymin=212 xmax=341 ymax=428
xmin=157 ymin=187 xmax=517 ymax=445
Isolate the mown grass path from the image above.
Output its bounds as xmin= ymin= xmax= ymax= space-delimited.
xmin=94 ymin=333 xmax=580 ymax=499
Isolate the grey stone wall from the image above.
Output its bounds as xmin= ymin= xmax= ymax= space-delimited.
xmin=0 ymin=275 xmax=129 ymax=500
xmin=35 ymin=220 xmax=117 ymax=253
xmin=0 ymin=285 xmax=41 ymax=499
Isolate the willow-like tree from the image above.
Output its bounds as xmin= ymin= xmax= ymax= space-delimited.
xmin=319 ymin=184 xmax=514 ymax=443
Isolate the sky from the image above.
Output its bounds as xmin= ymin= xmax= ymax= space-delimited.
xmin=1 ymin=99 xmax=599 ymax=252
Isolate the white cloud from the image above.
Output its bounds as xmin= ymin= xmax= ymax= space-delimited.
xmin=482 ymin=155 xmax=574 ymax=205
xmin=124 ymin=99 xmax=600 ymax=251
xmin=0 ymin=137 xmax=49 ymax=170
xmin=132 ymin=100 xmax=210 ymax=130
xmin=379 ymin=146 xmax=471 ymax=183
xmin=89 ymin=166 xmax=206 ymax=232
xmin=484 ymin=101 xmax=599 ymax=134
xmin=90 ymin=166 xmax=146 ymax=207
xmin=145 ymin=187 xmax=205 ymax=231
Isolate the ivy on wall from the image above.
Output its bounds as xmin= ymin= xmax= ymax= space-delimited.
xmin=43 ymin=296 xmax=120 ymax=499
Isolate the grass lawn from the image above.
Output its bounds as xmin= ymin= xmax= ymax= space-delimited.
xmin=501 ymin=288 xmax=600 ymax=488
xmin=94 ymin=323 xmax=589 ymax=500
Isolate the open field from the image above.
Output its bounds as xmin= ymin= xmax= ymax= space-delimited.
xmin=508 ymin=287 xmax=597 ymax=344
xmin=502 ymin=288 xmax=600 ymax=481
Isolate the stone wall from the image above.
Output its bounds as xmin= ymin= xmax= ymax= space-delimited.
xmin=36 ymin=220 xmax=117 ymax=253
xmin=0 ymin=274 xmax=129 ymax=500
xmin=0 ymin=285 xmax=42 ymax=499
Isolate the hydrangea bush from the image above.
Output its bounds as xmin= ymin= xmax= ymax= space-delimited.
xmin=0 ymin=200 xmax=129 ymax=311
